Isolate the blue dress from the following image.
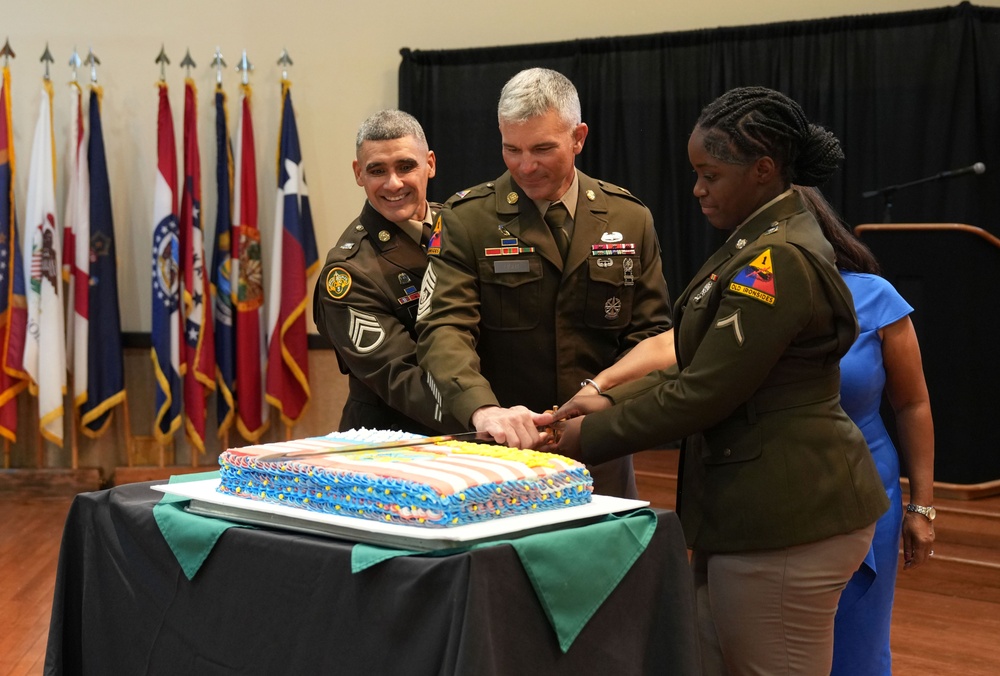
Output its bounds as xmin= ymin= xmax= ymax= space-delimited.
xmin=831 ymin=271 xmax=914 ymax=676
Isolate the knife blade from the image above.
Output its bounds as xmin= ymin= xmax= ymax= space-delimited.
xmin=254 ymin=430 xmax=485 ymax=463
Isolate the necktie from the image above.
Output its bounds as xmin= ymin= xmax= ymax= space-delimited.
xmin=545 ymin=202 xmax=571 ymax=261
xmin=420 ymin=222 xmax=432 ymax=249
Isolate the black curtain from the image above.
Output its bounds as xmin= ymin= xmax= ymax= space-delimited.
xmin=398 ymin=2 xmax=1000 ymax=484
xmin=399 ymin=1 xmax=1000 ymax=297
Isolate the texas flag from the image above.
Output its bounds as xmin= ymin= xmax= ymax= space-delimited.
xmin=265 ymin=81 xmax=318 ymax=428
xmin=23 ymin=80 xmax=66 ymax=447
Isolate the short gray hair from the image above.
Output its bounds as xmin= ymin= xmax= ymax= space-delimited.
xmin=355 ymin=109 xmax=427 ymax=150
xmin=497 ymin=68 xmax=581 ymax=127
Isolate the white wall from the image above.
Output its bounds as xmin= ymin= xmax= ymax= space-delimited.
xmin=3 ymin=0 xmax=994 ymax=333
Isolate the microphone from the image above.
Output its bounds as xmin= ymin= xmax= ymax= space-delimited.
xmin=862 ymin=161 xmax=987 ymax=199
xmin=939 ymin=162 xmax=986 ymax=179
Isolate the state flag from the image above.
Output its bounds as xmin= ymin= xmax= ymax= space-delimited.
xmin=0 ymin=66 xmax=27 ymax=442
xmin=231 ymin=84 xmax=267 ymax=441
xmin=180 ymin=78 xmax=215 ymax=453
xmin=23 ymin=80 xmax=66 ymax=446
xmin=265 ymin=81 xmax=318 ymax=427
xmin=80 ymin=85 xmax=125 ymax=437
xmin=151 ymin=82 xmax=181 ymax=444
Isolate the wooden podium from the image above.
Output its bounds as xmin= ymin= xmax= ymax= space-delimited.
xmin=855 ymin=223 xmax=1000 ymax=493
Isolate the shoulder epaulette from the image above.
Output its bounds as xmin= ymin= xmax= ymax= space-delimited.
xmin=328 ymin=223 xmax=367 ymax=262
xmin=445 ymin=181 xmax=495 ymax=207
xmin=597 ymin=179 xmax=645 ymax=205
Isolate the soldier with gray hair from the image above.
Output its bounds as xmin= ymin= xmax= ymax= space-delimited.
xmin=415 ymin=68 xmax=672 ymax=498
xmin=314 ymin=109 xmax=458 ymax=434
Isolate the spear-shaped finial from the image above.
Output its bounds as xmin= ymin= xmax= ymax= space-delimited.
xmin=84 ymin=47 xmax=100 ymax=83
xmin=277 ymin=47 xmax=293 ymax=80
xmin=0 ymin=38 xmax=14 ymax=67
xmin=68 ymin=47 xmax=81 ymax=81
xmin=40 ymin=43 xmax=54 ymax=80
xmin=155 ymin=44 xmax=170 ymax=82
xmin=180 ymin=48 xmax=196 ymax=77
xmin=236 ymin=49 xmax=253 ymax=86
xmin=211 ymin=46 xmax=226 ymax=85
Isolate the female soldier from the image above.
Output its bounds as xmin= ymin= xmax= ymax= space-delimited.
xmin=547 ymin=87 xmax=888 ymax=675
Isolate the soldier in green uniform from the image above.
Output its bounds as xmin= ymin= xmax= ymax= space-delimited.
xmin=313 ymin=110 xmax=458 ymax=434
xmin=545 ymin=87 xmax=889 ymax=674
xmin=414 ymin=68 xmax=672 ymax=498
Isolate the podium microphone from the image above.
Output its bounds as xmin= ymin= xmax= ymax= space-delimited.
xmin=939 ymin=162 xmax=986 ymax=179
xmin=862 ymin=161 xmax=986 ymax=199
xmin=861 ymin=161 xmax=986 ymax=222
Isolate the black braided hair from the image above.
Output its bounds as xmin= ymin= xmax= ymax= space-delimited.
xmin=695 ymin=86 xmax=844 ymax=186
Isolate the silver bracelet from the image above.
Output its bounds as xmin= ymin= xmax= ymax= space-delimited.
xmin=580 ymin=378 xmax=602 ymax=395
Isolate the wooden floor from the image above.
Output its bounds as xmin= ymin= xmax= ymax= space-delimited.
xmin=1 ymin=454 xmax=999 ymax=675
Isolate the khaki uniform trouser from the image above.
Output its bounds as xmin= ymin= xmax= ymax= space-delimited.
xmin=693 ymin=522 xmax=876 ymax=675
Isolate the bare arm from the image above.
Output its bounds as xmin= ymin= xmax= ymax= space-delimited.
xmin=881 ymin=316 xmax=935 ymax=569
xmin=576 ymin=329 xmax=676 ymax=396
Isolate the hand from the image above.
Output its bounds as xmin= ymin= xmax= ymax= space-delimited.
xmin=470 ymin=405 xmax=548 ymax=449
xmin=554 ymin=415 xmax=585 ymax=459
xmin=552 ymin=394 xmax=612 ymax=421
xmin=902 ymin=511 xmax=936 ymax=569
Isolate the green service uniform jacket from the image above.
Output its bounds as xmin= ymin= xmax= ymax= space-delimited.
xmin=313 ymin=201 xmax=459 ymax=435
xmin=415 ymin=170 xmax=672 ymax=498
xmin=582 ymin=191 xmax=888 ymax=550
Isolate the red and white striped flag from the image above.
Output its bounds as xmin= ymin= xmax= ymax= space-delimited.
xmin=23 ymin=80 xmax=66 ymax=446
xmin=231 ymin=84 xmax=267 ymax=441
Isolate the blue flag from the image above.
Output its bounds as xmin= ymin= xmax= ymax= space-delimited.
xmin=210 ymin=85 xmax=235 ymax=438
xmin=80 ymin=86 xmax=125 ymax=437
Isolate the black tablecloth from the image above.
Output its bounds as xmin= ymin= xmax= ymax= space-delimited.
xmin=44 ymin=481 xmax=699 ymax=675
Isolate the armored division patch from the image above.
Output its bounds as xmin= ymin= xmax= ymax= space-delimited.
xmin=729 ymin=249 xmax=776 ymax=305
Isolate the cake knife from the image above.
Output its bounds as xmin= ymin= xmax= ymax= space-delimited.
xmin=253 ymin=430 xmax=487 ymax=463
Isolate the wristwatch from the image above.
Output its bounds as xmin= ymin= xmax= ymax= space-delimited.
xmin=906 ymin=503 xmax=937 ymax=521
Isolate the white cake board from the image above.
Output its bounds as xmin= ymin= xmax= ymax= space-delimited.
xmin=152 ymin=479 xmax=649 ymax=552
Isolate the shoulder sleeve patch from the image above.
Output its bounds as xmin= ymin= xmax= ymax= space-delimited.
xmin=728 ymin=248 xmax=776 ymax=305
xmin=426 ymin=213 xmax=444 ymax=255
xmin=326 ymin=266 xmax=353 ymax=299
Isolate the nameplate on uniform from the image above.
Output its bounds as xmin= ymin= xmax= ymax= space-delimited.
xmin=494 ymin=260 xmax=530 ymax=274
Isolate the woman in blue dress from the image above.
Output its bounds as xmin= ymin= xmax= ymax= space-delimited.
xmin=559 ymin=184 xmax=936 ymax=675
xmin=798 ymin=186 xmax=935 ymax=675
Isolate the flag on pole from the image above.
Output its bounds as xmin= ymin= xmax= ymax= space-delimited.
xmin=63 ymin=81 xmax=89 ymax=417
xmin=23 ymin=79 xmax=66 ymax=446
xmin=151 ymin=82 xmax=181 ymax=444
xmin=80 ymin=85 xmax=124 ymax=437
xmin=179 ymin=78 xmax=215 ymax=453
xmin=0 ymin=66 xmax=27 ymax=442
xmin=265 ymin=81 xmax=318 ymax=427
xmin=210 ymin=84 xmax=235 ymax=439
xmin=231 ymin=84 xmax=267 ymax=441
